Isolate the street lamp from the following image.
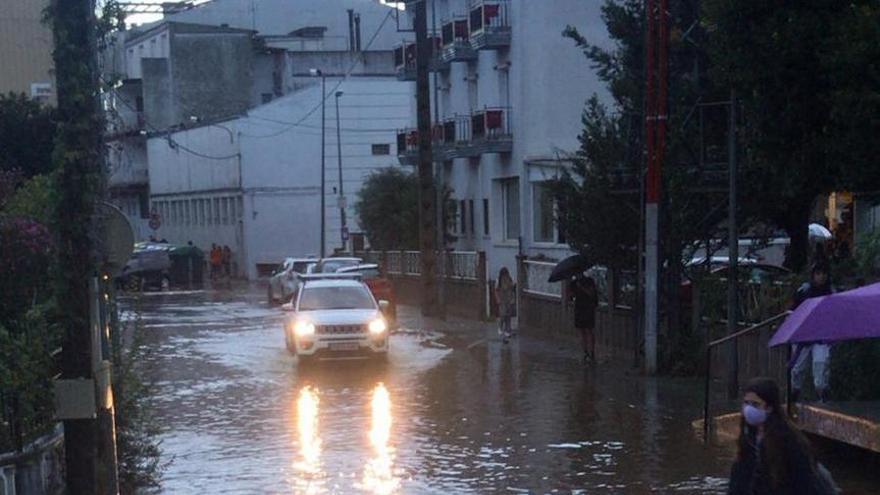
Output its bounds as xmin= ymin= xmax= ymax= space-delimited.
xmin=310 ymin=68 xmax=326 ymax=258
xmin=335 ymin=90 xmax=347 ymax=250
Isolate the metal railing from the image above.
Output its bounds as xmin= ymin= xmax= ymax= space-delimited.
xmin=471 ymin=106 xmax=512 ymax=140
xmin=702 ymin=310 xmax=791 ymax=442
xmin=522 ymin=260 xmax=561 ymax=298
xmin=468 ymin=0 xmax=510 ymax=34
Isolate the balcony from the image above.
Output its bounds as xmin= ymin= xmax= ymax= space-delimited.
xmin=106 ymin=111 xmax=147 ymax=141
xmin=469 ymin=1 xmax=510 ymax=50
xmin=395 ymin=36 xmax=446 ymax=78
xmin=439 ymin=18 xmax=476 ymax=64
xmin=396 ymin=125 xmax=446 ymax=165
xmin=393 ymin=41 xmax=417 ymax=81
xmin=441 ymin=107 xmax=513 ymax=159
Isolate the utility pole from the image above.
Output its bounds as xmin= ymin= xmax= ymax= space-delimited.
xmin=431 ymin=0 xmax=447 ymax=319
xmin=727 ymin=89 xmax=739 ymax=398
xmin=411 ymin=0 xmax=439 ymax=316
xmin=335 ymin=91 xmax=347 ymax=250
xmin=643 ymin=0 xmax=668 ymax=375
xmin=314 ymin=70 xmax=326 ymax=258
xmin=50 ymin=0 xmax=117 ymax=492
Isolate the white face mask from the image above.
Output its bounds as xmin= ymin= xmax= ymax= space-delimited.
xmin=743 ymin=404 xmax=768 ymax=426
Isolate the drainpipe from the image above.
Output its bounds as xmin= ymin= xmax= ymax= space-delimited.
xmin=347 ymin=10 xmax=355 ymax=52
xmin=354 ymin=14 xmax=362 ymax=52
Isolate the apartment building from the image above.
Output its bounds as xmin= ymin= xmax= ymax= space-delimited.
xmin=0 ymin=0 xmax=55 ymax=103
xmin=395 ymin=0 xmax=611 ymax=280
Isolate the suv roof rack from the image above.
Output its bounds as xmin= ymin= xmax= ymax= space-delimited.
xmin=299 ymin=273 xmax=364 ymax=281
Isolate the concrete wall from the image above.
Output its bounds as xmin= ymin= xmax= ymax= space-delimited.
xmin=142 ymin=29 xmax=255 ymax=129
xmin=167 ymin=0 xmax=401 ymax=50
xmin=0 ymin=0 xmax=54 ymax=103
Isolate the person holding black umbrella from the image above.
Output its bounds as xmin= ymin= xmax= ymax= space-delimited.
xmin=568 ymin=274 xmax=598 ymax=364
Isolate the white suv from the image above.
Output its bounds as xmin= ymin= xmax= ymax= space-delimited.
xmin=283 ymin=276 xmax=389 ymax=362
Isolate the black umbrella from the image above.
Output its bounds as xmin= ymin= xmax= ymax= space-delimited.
xmin=548 ymin=254 xmax=592 ymax=282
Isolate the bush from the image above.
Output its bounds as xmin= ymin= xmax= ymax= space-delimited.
xmin=0 ymin=305 xmax=60 ymax=451
xmin=829 ymin=340 xmax=880 ymax=401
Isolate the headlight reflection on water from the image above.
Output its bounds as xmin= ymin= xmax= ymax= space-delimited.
xmin=361 ymin=383 xmax=400 ymax=495
xmin=295 ymin=386 xmax=324 ymax=493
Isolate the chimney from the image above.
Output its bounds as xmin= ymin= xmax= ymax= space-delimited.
xmin=354 ymin=14 xmax=362 ymax=52
xmin=347 ymin=9 xmax=355 ymax=52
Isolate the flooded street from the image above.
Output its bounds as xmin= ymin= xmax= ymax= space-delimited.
xmin=128 ymin=285 xmax=741 ymax=493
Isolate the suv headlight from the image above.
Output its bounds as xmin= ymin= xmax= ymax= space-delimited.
xmin=294 ymin=320 xmax=316 ymax=337
xmin=368 ymin=318 xmax=387 ymax=335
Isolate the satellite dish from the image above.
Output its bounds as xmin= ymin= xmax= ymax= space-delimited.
xmin=92 ymin=202 xmax=135 ymax=276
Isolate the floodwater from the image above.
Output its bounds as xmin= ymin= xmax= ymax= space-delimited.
xmin=125 ymin=286 xmax=877 ymax=494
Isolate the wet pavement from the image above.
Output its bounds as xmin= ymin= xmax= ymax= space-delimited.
xmin=125 ymin=285 xmax=877 ymax=494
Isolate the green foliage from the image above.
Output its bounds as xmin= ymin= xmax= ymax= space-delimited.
xmin=0 ymin=305 xmax=61 ymax=451
xmin=355 ymin=168 xmax=421 ymax=250
xmin=0 ymin=94 xmax=57 ymax=178
xmin=829 ymin=340 xmax=880 ymax=401
xmin=702 ymin=0 xmax=880 ymax=271
xmin=2 ymin=174 xmax=56 ymax=225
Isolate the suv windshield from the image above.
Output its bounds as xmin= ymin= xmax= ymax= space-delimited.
xmin=298 ymin=286 xmax=376 ymax=311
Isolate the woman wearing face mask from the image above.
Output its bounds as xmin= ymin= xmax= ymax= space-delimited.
xmin=728 ymin=377 xmax=834 ymax=494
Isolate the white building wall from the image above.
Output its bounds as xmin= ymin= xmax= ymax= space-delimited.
xmin=147 ymin=77 xmax=412 ymax=279
xmin=416 ymin=0 xmax=611 ymax=282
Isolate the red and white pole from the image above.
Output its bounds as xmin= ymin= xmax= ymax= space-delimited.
xmin=643 ymin=0 xmax=667 ymax=375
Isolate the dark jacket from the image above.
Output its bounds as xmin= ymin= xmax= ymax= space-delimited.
xmin=569 ymin=280 xmax=598 ymax=329
xmin=792 ymin=281 xmax=832 ymax=310
xmin=728 ymin=428 xmax=817 ymax=495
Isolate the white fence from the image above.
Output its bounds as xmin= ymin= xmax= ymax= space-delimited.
xmin=522 ymin=260 xmax=561 ymax=298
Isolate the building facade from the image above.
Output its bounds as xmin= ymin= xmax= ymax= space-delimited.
xmin=147 ymin=76 xmax=412 ymax=279
xmin=0 ymin=0 xmax=55 ymax=103
xmin=397 ymin=0 xmax=611 ymax=280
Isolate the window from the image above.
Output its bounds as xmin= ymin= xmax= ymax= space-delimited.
xmin=237 ymin=197 xmax=243 ymax=221
xmin=482 ymin=198 xmax=489 ymax=236
xmin=222 ymin=197 xmax=230 ymax=225
xmin=213 ymin=198 xmax=220 ymax=225
xmin=459 ymin=200 xmax=467 ymax=235
xmin=184 ymin=200 xmax=190 ymax=225
xmin=468 ymin=199 xmax=475 ymax=236
xmin=371 ymin=144 xmax=391 ymax=155
xmin=446 ymin=199 xmax=458 ymax=235
xmin=502 ymin=178 xmax=520 ymax=241
xmin=135 ymin=96 xmax=144 ymax=112
xmin=138 ymin=192 xmax=150 ymax=219
xmin=533 ymin=182 xmax=556 ymax=243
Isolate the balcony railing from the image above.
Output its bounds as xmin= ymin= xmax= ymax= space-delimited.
xmin=468 ymin=1 xmax=510 ymax=50
xmin=393 ymin=41 xmax=417 ymax=81
xmin=439 ymin=18 xmax=476 ymax=63
xmin=396 ymin=125 xmax=446 ymax=165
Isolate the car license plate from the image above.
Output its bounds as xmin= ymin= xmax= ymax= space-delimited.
xmin=330 ymin=342 xmax=359 ymax=352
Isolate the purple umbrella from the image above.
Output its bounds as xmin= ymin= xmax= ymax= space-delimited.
xmin=769 ymin=282 xmax=880 ymax=346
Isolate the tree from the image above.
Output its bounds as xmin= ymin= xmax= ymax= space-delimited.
xmin=356 ymin=168 xmax=420 ymax=250
xmin=703 ymin=0 xmax=880 ymax=271
xmin=0 ymin=94 xmax=57 ymax=177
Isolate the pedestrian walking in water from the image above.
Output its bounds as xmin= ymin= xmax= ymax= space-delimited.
xmin=568 ymin=274 xmax=598 ymax=364
xmin=209 ymin=244 xmax=222 ymax=281
xmin=222 ymin=245 xmax=232 ymax=277
xmin=728 ymin=377 xmax=839 ymax=495
xmin=495 ymin=267 xmax=516 ymax=344
xmin=790 ymin=263 xmax=833 ymax=402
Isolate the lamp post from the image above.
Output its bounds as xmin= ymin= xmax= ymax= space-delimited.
xmin=335 ymin=90 xmax=347 ymax=250
xmin=310 ymin=68 xmax=326 ymax=258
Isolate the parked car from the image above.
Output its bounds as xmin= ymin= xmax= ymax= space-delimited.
xmin=282 ymin=275 xmax=390 ymax=362
xmin=116 ymin=243 xmax=172 ymax=292
xmin=268 ymin=257 xmax=317 ymax=305
xmin=337 ymin=264 xmax=397 ymax=323
xmin=313 ymin=256 xmax=362 ymax=274
xmin=681 ymin=257 xmax=791 ymax=304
